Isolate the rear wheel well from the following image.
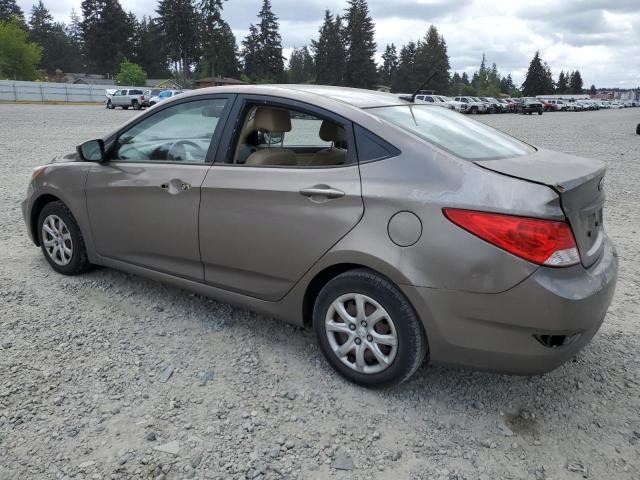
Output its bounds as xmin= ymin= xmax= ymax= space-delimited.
xmin=302 ymin=263 xmax=402 ymax=327
xmin=30 ymin=194 xmax=62 ymax=246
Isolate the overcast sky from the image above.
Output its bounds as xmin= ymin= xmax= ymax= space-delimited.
xmin=17 ymin=0 xmax=640 ymax=88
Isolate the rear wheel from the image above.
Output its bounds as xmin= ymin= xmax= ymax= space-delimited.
xmin=636 ymin=123 xmax=640 ymax=135
xmin=313 ymin=269 xmax=428 ymax=388
xmin=538 ymin=111 xmax=543 ymax=115
xmin=37 ymin=201 xmax=91 ymax=275
xmin=122 ymin=106 xmax=129 ymax=110
xmin=132 ymin=100 xmax=141 ymax=110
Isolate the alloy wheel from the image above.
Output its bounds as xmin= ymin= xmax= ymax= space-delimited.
xmin=42 ymin=215 xmax=73 ymax=266
xmin=325 ymin=293 xmax=398 ymax=374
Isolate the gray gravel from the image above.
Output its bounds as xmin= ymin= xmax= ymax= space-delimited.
xmin=1 ymin=104 xmax=639 ymax=480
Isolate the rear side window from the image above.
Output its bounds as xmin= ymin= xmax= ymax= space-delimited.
xmin=368 ymin=105 xmax=534 ymax=160
xmin=355 ymin=125 xmax=400 ymax=162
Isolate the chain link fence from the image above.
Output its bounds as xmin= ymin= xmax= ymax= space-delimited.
xmin=0 ymin=80 xmax=126 ymax=103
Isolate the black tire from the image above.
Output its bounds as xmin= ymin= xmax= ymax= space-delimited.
xmin=470 ymin=106 xmax=478 ymax=114
xmin=313 ymin=269 xmax=428 ymax=388
xmin=106 ymin=100 xmax=113 ymax=109
xmin=37 ymin=201 xmax=91 ymax=276
xmin=636 ymin=123 xmax=640 ymax=135
xmin=122 ymin=106 xmax=129 ymax=110
xmin=132 ymin=100 xmax=141 ymax=110
xmin=538 ymin=111 xmax=543 ymax=115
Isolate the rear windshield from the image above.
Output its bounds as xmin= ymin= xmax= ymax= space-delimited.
xmin=368 ymin=105 xmax=535 ymax=160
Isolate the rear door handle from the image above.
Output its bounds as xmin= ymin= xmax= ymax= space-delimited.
xmin=299 ymin=185 xmax=345 ymax=199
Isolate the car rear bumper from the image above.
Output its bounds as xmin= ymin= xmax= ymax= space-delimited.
xmin=402 ymin=235 xmax=618 ymax=375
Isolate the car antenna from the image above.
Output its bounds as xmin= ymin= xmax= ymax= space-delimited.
xmin=399 ymin=71 xmax=439 ymax=103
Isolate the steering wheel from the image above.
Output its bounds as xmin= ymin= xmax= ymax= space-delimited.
xmin=167 ymin=140 xmax=207 ymax=161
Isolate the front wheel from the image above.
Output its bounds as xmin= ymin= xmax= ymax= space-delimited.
xmin=37 ymin=201 xmax=91 ymax=275
xmin=106 ymin=100 xmax=114 ymax=109
xmin=538 ymin=111 xmax=543 ymax=115
xmin=313 ymin=269 xmax=428 ymax=388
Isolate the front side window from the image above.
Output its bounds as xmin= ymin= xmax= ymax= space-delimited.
xmin=233 ymin=104 xmax=349 ymax=167
xmin=113 ymin=98 xmax=227 ymax=163
xmin=368 ymin=105 xmax=535 ymax=160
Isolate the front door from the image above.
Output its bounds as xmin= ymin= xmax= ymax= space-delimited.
xmin=86 ymin=96 xmax=231 ymax=280
xmin=199 ymin=99 xmax=364 ymax=301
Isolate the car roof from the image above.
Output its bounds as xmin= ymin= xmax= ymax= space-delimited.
xmin=178 ymin=84 xmax=410 ymax=109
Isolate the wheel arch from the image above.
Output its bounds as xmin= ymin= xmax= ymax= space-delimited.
xmin=301 ymin=262 xmax=409 ymax=328
xmin=30 ymin=193 xmax=63 ymax=246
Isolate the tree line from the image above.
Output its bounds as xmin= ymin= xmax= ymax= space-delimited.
xmin=1 ymin=0 xmax=593 ymax=96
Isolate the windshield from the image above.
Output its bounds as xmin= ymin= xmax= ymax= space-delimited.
xmin=159 ymin=91 xmax=173 ymax=99
xmin=368 ymin=105 xmax=535 ymax=160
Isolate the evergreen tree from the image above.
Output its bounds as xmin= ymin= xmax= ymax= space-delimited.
xmin=569 ymin=70 xmax=583 ymax=94
xmin=197 ymin=0 xmax=237 ymax=78
xmin=392 ymin=41 xmax=417 ymax=92
xmin=311 ymin=10 xmax=344 ymax=86
xmin=28 ymin=2 xmax=80 ymax=73
xmin=521 ymin=51 xmax=553 ymax=96
xmin=413 ymin=25 xmax=450 ymax=93
xmin=241 ymin=23 xmax=260 ymax=79
xmin=0 ymin=0 xmax=26 ymax=28
xmin=499 ymin=74 xmax=515 ymax=94
xmin=82 ymin=0 xmax=135 ymax=75
xmin=589 ymin=84 xmax=596 ymax=95
xmin=132 ymin=17 xmax=170 ymax=77
xmin=257 ymin=0 xmax=284 ymax=80
xmin=379 ymin=43 xmax=398 ymax=87
xmin=287 ymin=45 xmax=314 ymax=83
xmin=461 ymin=72 xmax=469 ymax=85
xmin=556 ymin=70 xmax=568 ymax=93
xmin=342 ymin=0 xmax=377 ymax=89
xmin=156 ymin=0 xmax=199 ymax=76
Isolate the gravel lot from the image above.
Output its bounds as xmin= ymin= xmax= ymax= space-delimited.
xmin=1 ymin=104 xmax=639 ymax=480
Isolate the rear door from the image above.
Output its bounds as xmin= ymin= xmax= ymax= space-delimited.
xmin=86 ymin=95 xmax=233 ymax=280
xmin=198 ymin=96 xmax=364 ymax=301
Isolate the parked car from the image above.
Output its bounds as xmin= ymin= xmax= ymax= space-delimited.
xmin=496 ymin=98 xmax=515 ymax=112
xmin=610 ymin=101 xmax=623 ymax=109
xmin=515 ymin=98 xmax=544 ymax=115
xmin=22 ymin=85 xmax=617 ymax=387
xmin=106 ymin=89 xmax=147 ymax=110
xmin=143 ymin=89 xmax=163 ymax=107
xmin=479 ymin=97 xmax=507 ymax=113
xmin=453 ymin=96 xmax=488 ymax=114
xmin=540 ymin=100 xmax=558 ymax=112
xmin=597 ymin=100 xmax=611 ymax=109
xmin=149 ymin=89 xmax=183 ymax=106
xmin=415 ymin=94 xmax=454 ymax=110
xmin=434 ymin=95 xmax=465 ymax=112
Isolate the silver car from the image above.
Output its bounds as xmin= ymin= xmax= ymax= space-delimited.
xmin=106 ymin=88 xmax=147 ymax=110
xmin=23 ymin=85 xmax=617 ymax=387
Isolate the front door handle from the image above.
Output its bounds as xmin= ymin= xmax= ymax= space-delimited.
xmin=160 ymin=180 xmax=191 ymax=194
xmin=299 ymin=185 xmax=345 ymax=199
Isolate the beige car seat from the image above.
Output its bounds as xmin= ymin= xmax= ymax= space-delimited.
xmin=311 ymin=121 xmax=348 ymax=166
xmin=245 ymin=107 xmax=297 ymax=166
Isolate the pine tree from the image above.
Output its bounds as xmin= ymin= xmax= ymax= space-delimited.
xmin=156 ymin=0 xmax=199 ymax=77
xmin=287 ymin=45 xmax=314 ymax=83
xmin=0 ymin=0 xmax=26 ymax=28
xmin=461 ymin=72 xmax=469 ymax=85
xmin=28 ymin=1 xmax=79 ymax=73
xmin=569 ymin=70 xmax=583 ymax=94
xmin=379 ymin=43 xmax=398 ymax=87
xmin=241 ymin=23 xmax=261 ymax=79
xmin=311 ymin=10 xmax=345 ymax=86
xmin=589 ymin=84 xmax=596 ymax=95
xmin=132 ymin=17 xmax=170 ymax=77
xmin=257 ymin=0 xmax=284 ymax=80
xmin=82 ymin=0 xmax=135 ymax=75
xmin=198 ymin=0 xmax=238 ymax=78
xmin=392 ymin=41 xmax=417 ymax=92
xmin=413 ymin=25 xmax=450 ymax=93
xmin=522 ymin=51 xmax=553 ymax=96
xmin=342 ymin=0 xmax=377 ymax=89
xmin=499 ymin=74 xmax=515 ymax=94
xmin=556 ymin=70 xmax=568 ymax=93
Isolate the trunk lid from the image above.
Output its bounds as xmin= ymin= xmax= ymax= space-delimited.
xmin=476 ymin=149 xmax=606 ymax=268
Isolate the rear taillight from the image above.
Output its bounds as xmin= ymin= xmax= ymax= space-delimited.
xmin=141 ymin=95 xmax=145 ymax=100
xmin=443 ymin=208 xmax=580 ymax=267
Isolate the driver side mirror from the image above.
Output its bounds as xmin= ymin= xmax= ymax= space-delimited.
xmin=77 ymin=139 xmax=105 ymax=162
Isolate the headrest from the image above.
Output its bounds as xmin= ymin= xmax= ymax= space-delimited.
xmin=319 ymin=120 xmax=346 ymax=143
xmin=254 ymin=107 xmax=292 ymax=133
